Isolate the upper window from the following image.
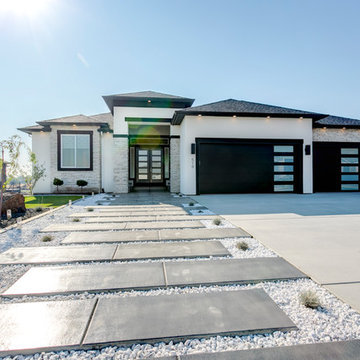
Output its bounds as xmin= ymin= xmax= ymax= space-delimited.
xmin=58 ymin=131 xmax=92 ymax=170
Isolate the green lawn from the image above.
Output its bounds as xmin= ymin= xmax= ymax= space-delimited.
xmin=25 ymin=195 xmax=82 ymax=208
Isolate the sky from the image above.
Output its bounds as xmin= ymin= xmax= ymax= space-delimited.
xmin=1 ymin=0 xmax=360 ymax=151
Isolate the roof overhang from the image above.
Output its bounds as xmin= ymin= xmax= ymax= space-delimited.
xmin=172 ymin=111 xmax=327 ymax=125
xmin=17 ymin=125 xmax=51 ymax=135
xmin=103 ymin=95 xmax=195 ymax=114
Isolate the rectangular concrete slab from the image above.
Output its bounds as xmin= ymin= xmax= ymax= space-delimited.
xmin=40 ymin=223 xmax=127 ymax=232
xmin=70 ymin=212 xmax=188 ymax=218
xmin=165 ymin=257 xmax=307 ymax=287
xmin=83 ymin=290 xmax=296 ymax=346
xmin=180 ymin=340 xmax=360 ymax=360
xmin=0 ymin=245 xmax=117 ymax=265
xmin=97 ymin=211 xmax=187 ymax=216
xmin=84 ymin=215 xmax=216 ymax=223
xmin=113 ymin=241 xmax=229 ymax=261
xmin=63 ymin=230 xmax=160 ymax=244
xmin=125 ymin=221 xmax=204 ymax=229
xmin=85 ymin=205 xmax=179 ymax=209
xmin=3 ymin=262 xmax=166 ymax=296
xmin=159 ymin=227 xmax=251 ymax=240
xmin=0 ymin=299 xmax=96 ymax=356
xmin=62 ymin=228 xmax=250 ymax=245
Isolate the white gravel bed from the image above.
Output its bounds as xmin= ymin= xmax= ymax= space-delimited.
xmin=220 ymin=238 xmax=276 ymax=258
xmin=1 ymin=279 xmax=360 ymax=360
xmin=182 ymin=203 xmax=203 ymax=208
xmin=201 ymin=219 xmax=236 ymax=228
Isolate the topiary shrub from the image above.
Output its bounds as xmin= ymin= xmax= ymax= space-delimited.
xmin=35 ymin=206 xmax=42 ymax=212
xmin=76 ymin=180 xmax=88 ymax=191
xmin=300 ymin=290 xmax=321 ymax=309
xmin=236 ymin=241 xmax=249 ymax=251
xmin=53 ymin=178 xmax=64 ymax=192
xmin=189 ymin=202 xmax=194 ymax=206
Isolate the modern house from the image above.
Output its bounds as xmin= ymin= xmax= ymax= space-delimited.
xmin=19 ymin=91 xmax=360 ymax=195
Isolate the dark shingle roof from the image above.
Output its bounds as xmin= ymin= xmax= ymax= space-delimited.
xmin=37 ymin=114 xmax=110 ymax=126
xmin=103 ymin=90 xmax=194 ymax=112
xmin=172 ymin=99 xmax=326 ymax=124
xmin=315 ymin=115 xmax=360 ymax=127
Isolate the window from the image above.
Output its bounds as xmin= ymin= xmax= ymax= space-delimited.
xmin=273 ymin=145 xmax=295 ymax=192
xmin=58 ymin=131 xmax=92 ymax=170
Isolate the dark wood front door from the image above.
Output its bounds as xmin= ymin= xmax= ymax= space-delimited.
xmin=136 ymin=148 xmax=164 ymax=185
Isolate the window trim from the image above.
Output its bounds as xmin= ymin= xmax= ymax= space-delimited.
xmin=57 ymin=130 xmax=93 ymax=171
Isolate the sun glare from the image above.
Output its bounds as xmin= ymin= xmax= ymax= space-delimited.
xmin=0 ymin=0 xmax=52 ymax=18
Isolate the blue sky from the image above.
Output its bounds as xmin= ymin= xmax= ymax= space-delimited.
xmin=1 ymin=0 xmax=360 ymax=147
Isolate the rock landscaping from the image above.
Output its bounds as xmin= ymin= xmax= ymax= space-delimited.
xmin=0 ymin=193 xmax=359 ymax=359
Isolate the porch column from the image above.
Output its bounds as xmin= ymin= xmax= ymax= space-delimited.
xmin=113 ymin=135 xmax=129 ymax=193
xmin=170 ymin=136 xmax=180 ymax=193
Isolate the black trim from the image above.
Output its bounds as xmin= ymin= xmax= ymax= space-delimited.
xmin=113 ymin=134 xmax=129 ymax=138
xmin=125 ymin=117 xmax=172 ymax=123
xmin=195 ymin=138 xmax=303 ymax=195
xmin=57 ymin=130 xmax=93 ymax=171
xmin=170 ymin=135 xmax=180 ymax=139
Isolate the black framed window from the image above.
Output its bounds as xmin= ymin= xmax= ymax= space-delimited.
xmin=57 ymin=131 xmax=93 ymax=171
xmin=273 ymin=145 xmax=295 ymax=192
xmin=340 ymin=147 xmax=359 ymax=191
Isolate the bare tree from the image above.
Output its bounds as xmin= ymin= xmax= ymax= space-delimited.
xmin=23 ymin=151 xmax=46 ymax=195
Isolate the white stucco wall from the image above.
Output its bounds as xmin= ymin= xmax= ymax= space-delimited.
xmin=32 ymin=132 xmax=51 ymax=193
xmin=101 ymin=132 xmax=114 ymax=192
xmin=179 ymin=116 xmax=313 ymax=195
xmin=113 ymin=107 xmax=181 ymax=134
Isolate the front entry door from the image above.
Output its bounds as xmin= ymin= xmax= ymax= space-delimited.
xmin=136 ymin=148 xmax=163 ymax=184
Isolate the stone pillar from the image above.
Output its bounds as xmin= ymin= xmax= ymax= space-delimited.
xmin=170 ymin=137 xmax=180 ymax=193
xmin=113 ymin=137 xmax=129 ymax=193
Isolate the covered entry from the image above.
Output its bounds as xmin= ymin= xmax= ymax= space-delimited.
xmin=196 ymin=138 xmax=303 ymax=194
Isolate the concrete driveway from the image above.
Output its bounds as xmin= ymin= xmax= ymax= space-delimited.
xmin=192 ymin=193 xmax=360 ymax=312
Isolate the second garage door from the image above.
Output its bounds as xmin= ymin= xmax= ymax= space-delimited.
xmin=196 ymin=139 xmax=302 ymax=194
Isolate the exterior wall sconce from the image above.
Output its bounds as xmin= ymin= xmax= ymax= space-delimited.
xmin=191 ymin=143 xmax=196 ymax=154
xmin=305 ymin=145 xmax=311 ymax=155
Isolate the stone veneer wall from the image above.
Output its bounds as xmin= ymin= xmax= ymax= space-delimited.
xmin=170 ymin=138 xmax=180 ymax=193
xmin=113 ymin=137 xmax=129 ymax=193
xmin=313 ymin=128 xmax=360 ymax=142
xmin=50 ymin=125 xmax=101 ymax=193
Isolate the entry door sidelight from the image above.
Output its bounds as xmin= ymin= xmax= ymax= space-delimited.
xmin=136 ymin=148 xmax=163 ymax=184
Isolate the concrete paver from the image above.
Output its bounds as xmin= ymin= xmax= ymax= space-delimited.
xmin=0 ymin=299 xmax=96 ymax=356
xmin=3 ymin=263 xmax=165 ymax=296
xmin=84 ymin=215 xmax=216 ymax=223
xmin=165 ymin=257 xmax=307 ymax=287
xmin=178 ymin=340 xmax=360 ymax=360
xmin=62 ymin=228 xmax=250 ymax=244
xmin=2 ymin=257 xmax=306 ymax=296
xmin=125 ymin=221 xmax=204 ymax=230
xmin=83 ymin=290 xmax=296 ymax=346
xmin=113 ymin=241 xmax=229 ymax=260
xmin=0 ymin=245 xmax=117 ymax=265
xmin=70 ymin=212 xmax=188 ymax=218
xmin=41 ymin=220 xmax=204 ymax=232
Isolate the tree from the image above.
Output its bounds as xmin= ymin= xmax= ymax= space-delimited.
xmin=53 ymin=178 xmax=64 ymax=192
xmin=0 ymin=135 xmax=23 ymax=216
xmin=23 ymin=152 xmax=46 ymax=195
xmin=76 ymin=180 xmax=88 ymax=191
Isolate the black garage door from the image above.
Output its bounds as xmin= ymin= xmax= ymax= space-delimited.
xmin=196 ymin=139 xmax=302 ymax=194
xmin=313 ymin=142 xmax=360 ymax=192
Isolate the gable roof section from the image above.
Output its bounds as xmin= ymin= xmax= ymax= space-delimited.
xmin=18 ymin=113 xmax=113 ymax=134
xmin=172 ymin=99 xmax=327 ymax=125
xmin=103 ymin=90 xmax=195 ymax=113
xmin=314 ymin=115 xmax=360 ymax=128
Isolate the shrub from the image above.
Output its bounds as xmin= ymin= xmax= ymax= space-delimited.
xmin=35 ymin=206 xmax=42 ymax=212
xmin=198 ymin=210 xmax=203 ymax=213
xmin=41 ymin=235 xmax=52 ymax=242
xmin=300 ymin=290 xmax=321 ymax=309
xmin=236 ymin=241 xmax=249 ymax=251
xmin=87 ymin=208 xmax=94 ymax=212
xmin=72 ymin=218 xmax=80 ymax=222
xmin=213 ymin=218 xmax=222 ymax=226
xmin=76 ymin=180 xmax=88 ymax=190
xmin=53 ymin=178 xmax=64 ymax=192
xmin=189 ymin=202 xmax=194 ymax=206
